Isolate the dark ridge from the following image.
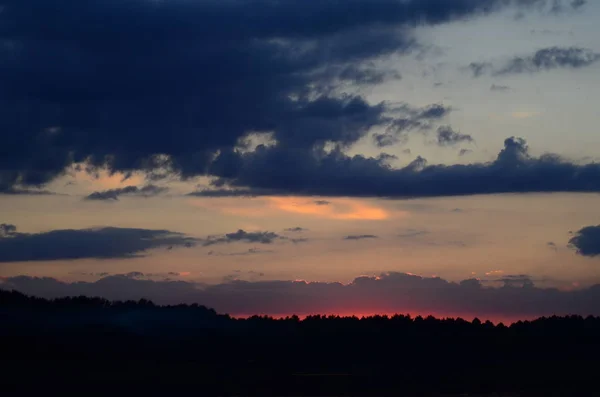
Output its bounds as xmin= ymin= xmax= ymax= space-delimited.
xmin=2 ymin=288 xmax=599 ymax=395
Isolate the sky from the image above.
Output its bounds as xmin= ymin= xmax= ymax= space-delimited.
xmin=2 ymin=0 xmax=600 ymax=321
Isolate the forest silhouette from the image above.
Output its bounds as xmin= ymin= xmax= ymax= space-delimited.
xmin=2 ymin=288 xmax=598 ymax=395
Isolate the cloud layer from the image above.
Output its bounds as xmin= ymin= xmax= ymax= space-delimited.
xmin=193 ymin=137 xmax=600 ymax=198
xmin=0 ymin=0 xmax=583 ymax=193
xmin=0 ymin=224 xmax=197 ymax=262
xmin=4 ymin=272 xmax=600 ymax=321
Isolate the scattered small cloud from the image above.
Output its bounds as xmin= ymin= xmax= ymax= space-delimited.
xmin=284 ymin=227 xmax=307 ymax=233
xmin=436 ymin=126 xmax=475 ymax=147
xmin=343 ymin=235 xmax=378 ymax=240
xmin=373 ymin=103 xmax=452 ymax=148
xmin=84 ymin=184 xmax=168 ymax=201
xmin=470 ymin=47 xmax=600 ymax=77
xmin=203 ymin=230 xmax=283 ymax=246
xmin=459 ymin=148 xmax=473 ymax=157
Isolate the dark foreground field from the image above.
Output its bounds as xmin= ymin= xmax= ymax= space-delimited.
xmin=1 ymin=289 xmax=598 ymax=395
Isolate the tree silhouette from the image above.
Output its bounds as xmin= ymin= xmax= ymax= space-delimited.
xmin=2 ymin=288 xmax=600 ymax=394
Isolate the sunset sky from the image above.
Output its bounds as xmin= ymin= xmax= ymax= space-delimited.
xmin=2 ymin=0 xmax=600 ymax=321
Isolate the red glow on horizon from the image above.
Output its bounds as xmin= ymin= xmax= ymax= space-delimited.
xmin=229 ymin=310 xmax=535 ymax=325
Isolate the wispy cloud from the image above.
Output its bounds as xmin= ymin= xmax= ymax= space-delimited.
xmin=343 ymin=235 xmax=378 ymax=241
xmin=469 ymin=47 xmax=600 ymax=78
xmin=84 ymin=184 xmax=168 ymax=201
xmin=203 ymin=230 xmax=283 ymax=246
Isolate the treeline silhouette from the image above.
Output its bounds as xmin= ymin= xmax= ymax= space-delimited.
xmin=2 ymin=288 xmax=598 ymax=395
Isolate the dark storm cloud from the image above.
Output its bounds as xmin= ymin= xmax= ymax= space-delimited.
xmin=5 ymin=271 xmax=600 ymax=320
xmin=0 ymin=0 xmax=579 ymax=191
xmin=0 ymin=224 xmax=198 ymax=262
xmin=569 ymin=226 xmax=600 ymax=257
xmin=470 ymin=46 xmax=600 ymax=77
xmin=373 ymin=103 xmax=452 ymax=148
xmin=203 ymin=230 xmax=283 ymax=247
xmin=202 ymin=137 xmax=600 ymax=198
xmin=84 ymin=184 xmax=168 ymax=201
xmin=435 ymin=126 xmax=475 ymax=147
xmin=344 ymin=235 xmax=379 ymax=240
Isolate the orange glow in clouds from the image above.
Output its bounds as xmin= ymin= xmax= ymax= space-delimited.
xmin=268 ymin=197 xmax=395 ymax=220
xmin=190 ymin=196 xmax=403 ymax=220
